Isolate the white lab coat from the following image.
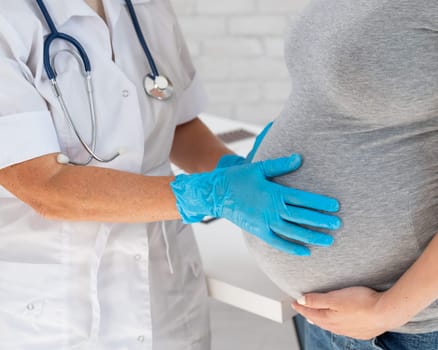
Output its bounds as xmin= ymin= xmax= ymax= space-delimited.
xmin=0 ymin=1 xmax=210 ymax=349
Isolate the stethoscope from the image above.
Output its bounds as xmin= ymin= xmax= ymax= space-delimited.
xmin=35 ymin=0 xmax=174 ymax=165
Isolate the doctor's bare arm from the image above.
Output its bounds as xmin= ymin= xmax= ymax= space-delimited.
xmin=170 ymin=117 xmax=234 ymax=173
xmin=0 ymin=154 xmax=181 ymax=223
xmin=0 ymin=118 xmax=235 ymax=223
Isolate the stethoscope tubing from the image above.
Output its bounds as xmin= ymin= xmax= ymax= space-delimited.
xmin=44 ymin=33 xmax=91 ymax=79
xmin=36 ymin=0 xmax=120 ymax=165
xmin=35 ymin=0 xmax=56 ymax=34
xmin=124 ymin=0 xmax=160 ymax=78
xmin=37 ymin=0 xmax=92 ymax=79
xmin=34 ymin=0 xmax=172 ymax=165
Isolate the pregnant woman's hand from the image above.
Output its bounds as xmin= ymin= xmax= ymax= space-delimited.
xmin=292 ymin=287 xmax=399 ymax=340
xmin=171 ymin=153 xmax=342 ymax=256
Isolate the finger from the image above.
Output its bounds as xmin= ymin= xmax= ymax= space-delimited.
xmin=246 ymin=121 xmax=274 ymax=162
xmin=282 ymin=205 xmax=342 ymax=230
xmin=296 ymin=293 xmax=337 ymax=310
xmin=260 ymin=154 xmax=302 ymax=177
xmin=270 ymin=220 xmax=334 ymax=247
xmin=280 ymin=186 xmax=341 ymax=213
xmin=260 ymin=230 xmax=311 ymax=256
xmin=292 ymin=303 xmax=331 ymax=323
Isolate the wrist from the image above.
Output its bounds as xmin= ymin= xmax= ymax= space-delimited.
xmin=374 ymin=290 xmax=413 ymax=331
xmin=170 ymin=170 xmax=225 ymax=223
xmin=216 ymin=154 xmax=245 ymax=168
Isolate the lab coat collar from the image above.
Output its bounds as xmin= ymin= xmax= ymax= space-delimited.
xmin=40 ymin=0 xmax=151 ymax=28
xmin=40 ymin=0 xmax=96 ymax=28
xmin=104 ymin=0 xmax=152 ymax=30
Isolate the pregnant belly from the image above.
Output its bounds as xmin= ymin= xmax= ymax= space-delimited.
xmin=246 ymin=129 xmax=423 ymax=298
xmin=244 ymin=211 xmax=419 ymax=299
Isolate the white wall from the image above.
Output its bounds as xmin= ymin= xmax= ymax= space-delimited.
xmin=171 ymin=0 xmax=309 ymax=125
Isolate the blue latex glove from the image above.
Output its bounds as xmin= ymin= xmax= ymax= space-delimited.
xmin=216 ymin=121 xmax=273 ymax=168
xmin=171 ymin=154 xmax=341 ymax=256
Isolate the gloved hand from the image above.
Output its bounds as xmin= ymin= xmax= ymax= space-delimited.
xmin=171 ymin=154 xmax=341 ymax=256
xmin=216 ymin=121 xmax=273 ymax=168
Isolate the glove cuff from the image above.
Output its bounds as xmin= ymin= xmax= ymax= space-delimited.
xmin=170 ymin=172 xmax=224 ymax=223
xmin=216 ymin=154 xmax=246 ymax=168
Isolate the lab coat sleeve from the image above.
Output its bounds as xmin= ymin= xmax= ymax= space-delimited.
xmin=0 ymin=17 xmax=60 ymax=170
xmin=171 ymin=7 xmax=208 ymax=126
xmin=176 ymin=72 xmax=208 ymax=126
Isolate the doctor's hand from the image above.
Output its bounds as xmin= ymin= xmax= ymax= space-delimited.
xmin=216 ymin=121 xmax=273 ymax=168
xmin=171 ymin=154 xmax=342 ymax=256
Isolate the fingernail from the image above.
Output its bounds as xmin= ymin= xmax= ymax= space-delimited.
xmin=297 ymin=296 xmax=306 ymax=305
xmin=297 ymin=247 xmax=311 ymax=256
xmin=289 ymin=153 xmax=302 ymax=163
xmin=321 ymin=235 xmax=334 ymax=246
xmin=327 ymin=217 xmax=342 ymax=230
xmin=292 ymin=153 xmax=301 ymax=159
xmin=333 ymin=217 xmax=342 ymax=229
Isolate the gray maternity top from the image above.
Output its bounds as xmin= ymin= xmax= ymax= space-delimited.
xmin=246 ymin=0 xmax=438 ymax=333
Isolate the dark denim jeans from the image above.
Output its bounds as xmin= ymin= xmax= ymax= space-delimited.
xmin=294 ymin=314 xmax=438 ymax=350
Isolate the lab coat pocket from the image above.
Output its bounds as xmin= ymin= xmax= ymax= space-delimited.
xmin=48 ymin=67 xmax=93 ymax=161
xmin=0 ymin=261 xmax=70 ymax=349
xmin=175 ymin=224 xmax=210 ymax=347
xmin=150 ymin=222 xmax=210 ymax=349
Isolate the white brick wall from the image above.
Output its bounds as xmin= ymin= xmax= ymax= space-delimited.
xmin=171 ymin=0 xmax=308 ymax=125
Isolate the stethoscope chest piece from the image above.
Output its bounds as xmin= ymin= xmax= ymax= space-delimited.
xmin=144 ymin=74 xmax=173 ymax=101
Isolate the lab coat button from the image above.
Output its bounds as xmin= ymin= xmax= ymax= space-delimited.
xmin=137 ymin=335 xmax=145 ymax=343
xmin=26 ymin=303 xmax=35 ymax=311
xmin=122 ymin=89 xmax=129 ymax=97
xmin=134 ymin=254 xmax=142 ymax=261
